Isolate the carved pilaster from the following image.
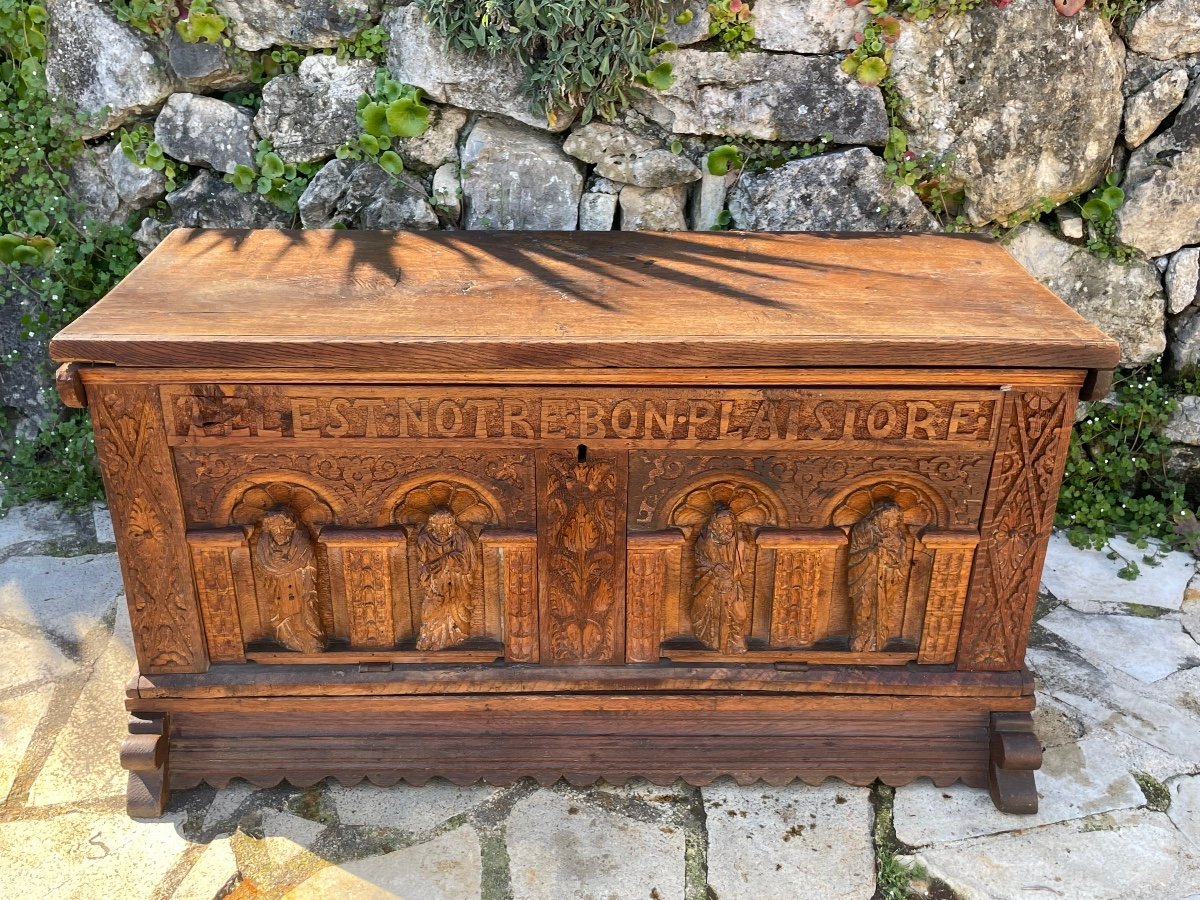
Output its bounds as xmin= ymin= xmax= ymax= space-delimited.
xmin=186 ymin=530 xmax=250 ymax=663
xmin=917 ymin=531 xmax=980 ymax=664
xmin=482 ymin=531 xmax=539 ymax=663
xmin=321 ymin=528 xmax=408 ymax=649
xmin=958 ymin=389 xmax=1074 ymax=670
xmin=537 ymin=450 xmax=627 ymax=665
xmin=759 ymin=529 xmax=846 ymax=648
xmin=626 ymin=530 xmax=685 ymax=663
xmin=91 ymin=384 xmax=208 ymax=673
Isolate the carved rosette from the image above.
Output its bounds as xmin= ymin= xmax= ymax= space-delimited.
xmin=671 ymin=481 xmax=773 ymax=654
xmin=958 ymin=390 xmax=1074 ymax=670
xmin=396 ymin=481 xmax=494 ymax=651
xmin=833 ymin=483 xmax=935 ymax=652
xmin=538 ymin=451 xmax=626 ymax=664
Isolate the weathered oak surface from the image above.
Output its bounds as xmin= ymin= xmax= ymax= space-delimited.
xmin=51 ymin=229 xmax=1119 ymax=373
xmin=49 ymin=229 xmax=1118 ymax=817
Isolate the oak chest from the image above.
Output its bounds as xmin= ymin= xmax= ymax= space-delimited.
xmin=50 ymin=228 xmax=1119 ymax=816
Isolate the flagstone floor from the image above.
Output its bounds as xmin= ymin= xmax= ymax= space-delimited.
xmin=1 ymin=501 xmax=1198 ymax=899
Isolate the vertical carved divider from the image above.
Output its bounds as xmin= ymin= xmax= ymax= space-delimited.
xmin=759 ymin=529 xmax=847 ymax=648
xmin=626 ymin=530 xmax=685 ymax=663
xmin=91 ymin=384 xmax=209 ymax=673
xmin=957 ymin=388 xmax=1075 ymax=670
xmin=482 ymin=531 xmax=539 ymax=662
xmin=537 ymin=450 xmax=628 ymax=665
xmin=916 ymin=531 xmax=980 ymax=664
xmin=320 ymin=528 xmax=407 ymax=649
xmin=186 ymin=529 xmax=249 ymax=663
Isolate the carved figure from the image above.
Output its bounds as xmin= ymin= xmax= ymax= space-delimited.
xmin=415 ymin=508 xmax=478 ymax=650
xmin=253 ymin=507 xmax=325 ymax=653
xmin=692 ymin=505 xmax=752 ymax=654
xmin=846 ymin=501 xmax=911 ymax=651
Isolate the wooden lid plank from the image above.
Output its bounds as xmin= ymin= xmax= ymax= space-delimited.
xmin=50 ymin=228 xmax=1120 ymax=371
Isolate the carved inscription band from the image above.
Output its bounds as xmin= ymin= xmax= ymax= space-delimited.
xmin=163 ymin=387 xmax=1000 ymax=447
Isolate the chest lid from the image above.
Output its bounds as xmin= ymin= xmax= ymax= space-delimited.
xmin=50 ymin=228 xmax=1119 ymax=374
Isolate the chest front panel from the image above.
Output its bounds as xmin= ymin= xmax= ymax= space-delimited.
xmin=87 ymin=376 xmax=1077 ymax=674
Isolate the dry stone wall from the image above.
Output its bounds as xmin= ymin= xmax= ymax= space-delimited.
xmin=31 ymin=0 xmax=1200 ymax=381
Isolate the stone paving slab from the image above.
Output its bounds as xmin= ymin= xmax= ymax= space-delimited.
xmin=0 ymin=552 xmax=124 ymax=642
xmin=171 ymin=837 xmax=238 ymax=900
xmin=1040 ymin=606 xmax=1200 ymax=682
xmin=908 ymin=808 xmax=1200 ymax=900
xmin=1 ymin=500 xmax=1199 ymax=900
xmin=29 ymin=614 xmax=136 ymax=807
xmin=286 ymin=826 xmax=483 ymax=900
xmin=0 ymin=625 xmax=75 ymax=692
xmin=0 ymin=810 xmax=194 ymax=900
xmin=1170 ymin=774 xmax=1200 ymax=850
xmin=506 ymin=788 xmax=688 ymax=900
xmin=327 ymin=780 xmax=498 ymax=831
xmin=0 ymin=683 xmax=54 ymax=802
xmin=704 ymin=780 xmax=875 ymax=900
xmin=1043 ymin=532 xmax=1194 ymax=611
xmin=894 ymin=728 xmax=1145 ymax=846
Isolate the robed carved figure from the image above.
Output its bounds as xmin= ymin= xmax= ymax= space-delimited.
xmin=692 ymin=505 xmax=752 ymax=654
xmin=415 ymin=508 xmax=478 ymax=651
xmin=253 ymin=507 xmax=326 ymax=653
xmin=846 ymin=501 xmax=910 ymax=652
xmin=835 ymin=482 xmax=937 ymax=652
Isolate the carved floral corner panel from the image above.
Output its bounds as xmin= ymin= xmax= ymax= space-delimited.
xmin=957 ymin=388 xmax=1076 ymax=671
xmin=91 ymin=384 xmax=209 ymax=673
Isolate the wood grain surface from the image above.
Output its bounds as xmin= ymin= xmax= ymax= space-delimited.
xmin=51 ymin=229 xmax=1119 ymax=373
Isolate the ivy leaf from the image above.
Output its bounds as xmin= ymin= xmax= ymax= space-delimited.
xmin=674 ymin=8 xmax=694 ymax=24
xmin=358 ymin=133 xmax=380 ymax=156
xmin=1100 ymin=185 xmax=1124 ymax=210
xmin=377 ymin=150 xmax=405 ymax=175
xmin=707 ymin=144 xmax=744 ymax=176
xmin=639 ymin=62 xmax=675 ymax=91
xmin=0 ymin=233 xmax=22 ymax=264
xmin=25 ymin=209 xmax=49 ymax=233
xmin=839 ymin=56 xmax=859 ymax=76
xmin=1080 ymin=198 xmax=1112 ymax=222
xmin=855 ymin=56 xmax=888 ymax=86
xmin=361 ymin=102 xmax=389 ymax=138
xmin=385 ymin=97 xmax=430 ymax=138
xmin=259 ymin=152 xmax=285 ymax=178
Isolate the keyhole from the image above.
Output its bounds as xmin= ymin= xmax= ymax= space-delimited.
xmin=577 ymin=443 xmax=588 ymax=463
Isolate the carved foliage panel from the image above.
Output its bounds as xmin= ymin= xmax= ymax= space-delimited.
xmin=537 ymin=450 xmax=627 ymax=664
xmin=91 ymin=384 xmax=209 ymax=673
xmin=957 ymin=389 xmax=1075 ymax=670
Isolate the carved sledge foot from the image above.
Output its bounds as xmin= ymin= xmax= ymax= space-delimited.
xmin=988 ymin=711 xmax=1042 ymax=814
xmin=121 ymin=713 xmax=170 ymax=817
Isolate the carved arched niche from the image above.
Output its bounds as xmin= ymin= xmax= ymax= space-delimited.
xmin=669 ymin=480 xmax=777 ymax=655
xmin=394 ymin=480 xmax=497 ymax=651
xmin=831 ymin=481 xmax=937 ymax=652
xmin=230 ymin=481 xmax=335 ymax=653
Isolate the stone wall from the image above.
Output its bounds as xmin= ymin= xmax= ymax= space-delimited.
xmin=37 ymin=0 xmax=1200 ymax=376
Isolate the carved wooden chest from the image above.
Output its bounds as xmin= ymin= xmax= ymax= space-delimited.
xmin=51 ymin=229 xmax=1118 ymax=816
